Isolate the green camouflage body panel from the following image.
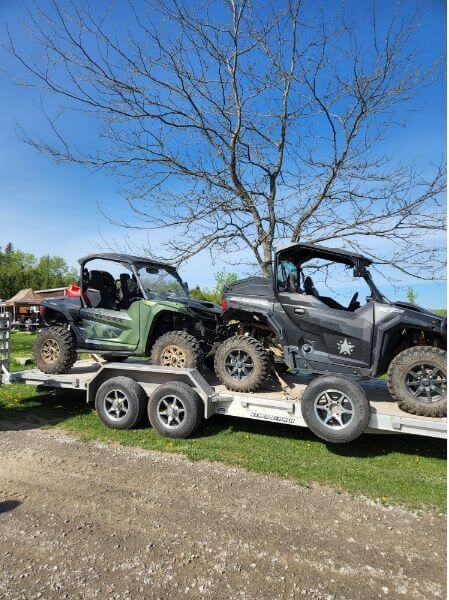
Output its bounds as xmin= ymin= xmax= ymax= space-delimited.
xmin=78 ymin=300 xmax=191 ymax=353
xmin=136 ymin=299 xmax=190 ymax=354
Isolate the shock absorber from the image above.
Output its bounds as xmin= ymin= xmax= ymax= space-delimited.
xmin=415 ymin=331 xmax=428 ymax=346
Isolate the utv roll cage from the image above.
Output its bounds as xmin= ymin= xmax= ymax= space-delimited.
xmin=274 ymin=242 xmax=387 ymax=304
xmin=78 ymin=253 xmax=188 ymax=310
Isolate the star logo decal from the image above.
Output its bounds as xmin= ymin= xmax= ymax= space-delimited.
xmin=337 ymin=338 xmax=355 ymax=355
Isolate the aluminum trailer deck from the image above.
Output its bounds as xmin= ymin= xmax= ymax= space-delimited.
xmin=3 ymin=359 xmax=446 ymax=439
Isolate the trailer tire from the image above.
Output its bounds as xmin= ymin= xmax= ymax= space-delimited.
xmin=214 ymin=335 xmax=269 ymax=392
xmin=95 ymin=376 xmax=147 ymax=430
xmin=387 ymin=346 xmax=447 ymax=417
xmin=301 ymin=375 xmax=370 ymax=443
xmin=148 ymin=381 xmax=203 ymax=438
xmin=34 ymin=326 xmax=77 ymax=374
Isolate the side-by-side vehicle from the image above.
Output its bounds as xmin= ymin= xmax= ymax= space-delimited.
xmin=34 ymin=253 xmax=221 ymax=374
xmin=215 ymin=242 xmax=447 ymax=417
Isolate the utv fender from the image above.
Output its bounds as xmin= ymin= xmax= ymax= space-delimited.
xmin=42 ymin=298 xmax=77 ymax=323
xmin=223 ymin=304 xmax=285 ymax=343
xmin=139 ymin=303 xmax=192 ymax=354
xmin=41 ymin=305 xmax=70 ymax=323
xmin=372 ymin=307 xmax=446 ymax=375
xmin=42 ymin=307 xmax=85 ymax=346
xmin=40 ymin=298 xmax=88 ymax=346
xmin=268 ymin=309 xmax=288 ymax=343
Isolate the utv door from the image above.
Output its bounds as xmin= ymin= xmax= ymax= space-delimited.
xmin=78 ymin=301 xmax=140 ymax=351
xmin=277 ymin=292 xmax=374 ymax=370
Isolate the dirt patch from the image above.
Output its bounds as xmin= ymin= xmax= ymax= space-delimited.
xmin=0 ymin=424 xmax=445 ymax=599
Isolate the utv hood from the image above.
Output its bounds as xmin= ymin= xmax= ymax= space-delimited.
xmin=186 ymin=298 xmax=222 ymax=316
xmin=152 ymin=296 xmax=221 ymax=317
xmin=385 ymin=300 xmax=446 ymax=338
xmin=391 ymin=301 xmax=445 ymax=320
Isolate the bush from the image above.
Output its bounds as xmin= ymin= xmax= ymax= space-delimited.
xmin=190 ymin=271 xmax=237 ymax=305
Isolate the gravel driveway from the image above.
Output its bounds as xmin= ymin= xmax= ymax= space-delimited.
xmin=0 ymin=423 xmax=445 ymax=599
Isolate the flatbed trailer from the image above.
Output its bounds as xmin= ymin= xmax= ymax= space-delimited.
xmin=2 ymin=358 xmax=446 ymax=440
xmin=0 ymin=303 xmax=446 ymax=442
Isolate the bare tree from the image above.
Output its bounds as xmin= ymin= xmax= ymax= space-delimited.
xmin=5 ymin=0 xmax=446 ymax=278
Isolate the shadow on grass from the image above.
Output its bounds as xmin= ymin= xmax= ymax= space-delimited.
xmin=197 ymin=414 xmax=446 ymax=460
xmin=0 ymin=388 xmax=446 ymax=461
xmin=0 ymin=390 xmax=90 ymax=432
xmin=325 ymin=434 xmax=446 ymax=459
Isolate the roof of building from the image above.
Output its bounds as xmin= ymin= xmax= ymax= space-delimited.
xmin=276 ymin=242 xmax=372 ymax=266
xmin=35 ymin=287 xmax=68 ymax=294
xmin=5 ymin=288 xmax=43 ymax=305
xmin=78 ymin=253 xmax=174 ymax=269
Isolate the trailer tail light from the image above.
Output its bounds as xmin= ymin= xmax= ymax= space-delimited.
xmin=221 ymin=299 xmax=227 ymax=311
xmin=39 ymin=305 xmax=45 ymax=316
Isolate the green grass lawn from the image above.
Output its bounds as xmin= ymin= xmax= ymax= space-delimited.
xmin=1 ymin=332 xmax=446 ymax=511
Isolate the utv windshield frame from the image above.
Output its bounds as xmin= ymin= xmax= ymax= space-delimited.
xmin=134 ymin=263 xmax=189 ymax=300
xmin=273 ymin=243 xmax=386 ymax=304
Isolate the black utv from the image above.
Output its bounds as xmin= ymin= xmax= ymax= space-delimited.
xmin=215 ymin=242 xmax=447 ymax=417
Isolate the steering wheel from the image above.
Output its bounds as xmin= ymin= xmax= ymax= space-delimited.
xmin=347 ymin=292 xmax=359 ymax=311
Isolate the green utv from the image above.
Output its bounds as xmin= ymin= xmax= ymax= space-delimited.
xmin=34 ymin=253 xmax=221 ymax=374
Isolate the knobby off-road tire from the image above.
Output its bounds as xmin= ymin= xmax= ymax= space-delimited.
xmin=387 ymin=346 xmax=447 ymax=417
xmin=301 ymin=375 xmax=370 ymax=444
xmin=148 ymin=381 xmax=203 ymax=439
xmin=214 ymin=335 xmax=270 ymax=392
xmin=34 ymin=326 xmax=77 ymax=374
xmin=150 ymin=331 xmax=203 ymax=369
xmin=95 ymin=376 xmax=147 ymax=430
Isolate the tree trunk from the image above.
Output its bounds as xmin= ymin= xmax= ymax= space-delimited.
xmin=261 ymin=241 xmax=273 ymax=277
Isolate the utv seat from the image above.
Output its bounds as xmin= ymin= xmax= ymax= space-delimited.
xmin=117 ymin=273 xmax=142 ymax=309
xmin=304 ymin=276 xmax=319 ymax=298
xmin=118 ymin=273 xmax=132 ymax=309
xmin=287 ymin=272 xmax=300 ymax=293
xmin=88 ymin=270 xmax=117 ymax=310
xmin=101 ymin=271 xmax=118 ymax=309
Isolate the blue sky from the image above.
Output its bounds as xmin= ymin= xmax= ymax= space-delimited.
xmin=0 ymin=0 xmax=446 ymax=308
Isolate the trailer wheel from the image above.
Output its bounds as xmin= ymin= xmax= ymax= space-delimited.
xmin=95 ymin=376 xmax=147 ymax=430
xmin=148 ymin=381 xmax=203 ymax=439
xmin=301 ymin=375 xmax=370 ymax=443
